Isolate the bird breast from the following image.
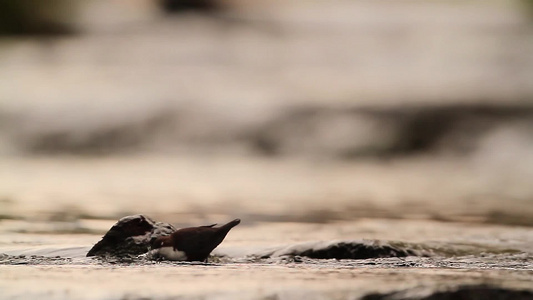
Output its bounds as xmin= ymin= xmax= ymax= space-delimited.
xmin=154 ymin=246 xmax=188 ymax=261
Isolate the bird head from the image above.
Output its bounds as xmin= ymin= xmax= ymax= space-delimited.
xmin=150 ymin=236 xmax=169 ymax=250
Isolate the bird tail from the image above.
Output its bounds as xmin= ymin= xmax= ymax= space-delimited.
xmin=221 ymin=219 xmax=241 ymax=230
xmin=210 ymin=219 xmax=241 ymax=252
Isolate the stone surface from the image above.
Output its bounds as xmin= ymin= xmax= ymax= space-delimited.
xmin=257 ymin=240 xmax=427 ymax=260
xmin=86 ymin=214 xmax=175 ymax=258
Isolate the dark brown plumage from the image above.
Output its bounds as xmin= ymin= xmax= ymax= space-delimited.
xmin=150 ymin=219 xmax=240 ymax=262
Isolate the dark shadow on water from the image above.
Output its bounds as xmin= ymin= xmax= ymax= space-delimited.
xmin=361 ymin=285 xmax=533 ymax=300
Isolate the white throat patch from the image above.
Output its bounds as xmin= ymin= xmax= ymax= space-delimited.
xmin=155 ymin=246 xmax=188 ymax=261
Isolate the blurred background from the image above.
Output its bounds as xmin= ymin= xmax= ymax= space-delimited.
xmin=1 ymin=0 xmax=532 ymax=228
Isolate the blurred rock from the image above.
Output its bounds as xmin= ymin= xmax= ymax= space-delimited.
xmin=0 ymin=0 xmax=77 ymax=35
xmin=159 ymin=0 xmax=225 ymax=13
xmin=5 ymin=103 xmax=533 ymax=158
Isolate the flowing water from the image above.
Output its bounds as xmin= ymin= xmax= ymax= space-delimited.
xmin=1 ymin=0 xmax=533 ymax=299
xmin=1 ymin=217 xmax=533 ymax=299
xmin=1 ymin=155 xmax=532 ymax=299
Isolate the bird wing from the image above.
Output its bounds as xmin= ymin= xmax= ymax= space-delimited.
xmin=201 ymin=223 xmax=217 ymax=228
xmin=172 ymin=227 xmax=218 ymax=253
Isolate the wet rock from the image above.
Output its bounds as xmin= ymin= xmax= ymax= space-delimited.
xmin=86 ymin=215 xmax=175 ymax=258
xmin=264 ymin=240 xmax=424 ymax=260
xmin=297 ymin=242 xmax=419 ymax=260
xmin=361 ymin=285 xmax=533 ymax=300
xmin=0 ymin=253 xmax=72 ymax=265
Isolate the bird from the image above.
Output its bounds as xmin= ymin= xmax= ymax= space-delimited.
xmin=149 ymin=219 xmax=241 ymax=262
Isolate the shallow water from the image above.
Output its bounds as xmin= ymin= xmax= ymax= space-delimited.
xmin=1 ymin=155 xmax=532 ymax=225
xmin=1 ymin=219 xmax=532 ymax=299
xmin=1 ymin=155 xmax=532 ymax=298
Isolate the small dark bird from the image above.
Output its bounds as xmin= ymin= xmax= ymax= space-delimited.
xmin=150 ymin=219 xmax=241 ymax=262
